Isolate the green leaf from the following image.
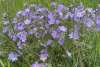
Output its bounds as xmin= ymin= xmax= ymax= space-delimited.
xmin=0 ymin=59 xmax=4 ymax=67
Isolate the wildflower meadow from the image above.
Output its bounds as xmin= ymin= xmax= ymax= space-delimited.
xmin=0 ymin=0 xmax=100 ymax=67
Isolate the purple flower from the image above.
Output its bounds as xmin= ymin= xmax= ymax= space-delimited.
xmin=31 ymin=15 xmax=39 ymax=19
xmin=48 ymin=12 xmax=55 ymax=25
xmin=11 ymin=35 xmax=17 ymax=41
xmin=55 ymin=19 xmax=60 ymax=24
xmin=74 ymin=4 xmax=85 ymax=18
xmin=96 ymin=15 xmax=100 ymax=31
xmin=28 ymin=27 xmax=37 ymax=35
xmin=69 ymin=12 xmax=74 ymax=19
xmin=51 ymin=30 xmax=60 ymax=39
xmin=12 ymin=18 xmax=17 ymax=23
xmin=57 ymin=4 xmax=64 ymax=18
xmin=73 ymin=16 xmax=80 ymax=22
xmin=28 ymin=29 xmax=34 ymax=35
xmin=24 ymin=19 xmax=31 ymax=25
xmin=15 ymin=22 xmax=25 ymax=30
xmin=58 ymin=38 xmax=64 ymax=45
xmin=83 ymin=18 xmax=94 ymax=28
xmin=43 ymin=40 xmax=53 ymax=47
xmin=39 ymin=50 xmax=48 ymax=62
xmin=2 ymin=27 xmax=9 ymax=33
xmin=31 ymin=63 xmax=42 ymax=67
xmin=58 ymin=26 xmax=67 ymax=32
xmin=51 ymin=2 xmax=56 ymax=8
xmin=45 ymin=24 xmax=50 ymax=29
xmin=68 ymin=31 xmax=79 ymax=40
xmin=96 ymin=25 xmax=100 ymax=31
xmin=24 ymin=8 xmax=30 ymax=13
xmin=75 ymin=10 xmax=85 ymax=18
xmin=63 ymin=14 xmax=69 ymax=20
xmin=86 ymin=8 xmax=95 ymax=14
xmin=48 ymin=12 xmax=53 ymax=19
xmin=48 ymin=19 xmax=55 ymax=25
xmin=96 ymin=15 xmax=100 ymax=25
xmin=16 ymin=31 xmax=27 ymax=42
xmin=17 ymin=41 xmax=25 ymax=49
xmin=68 ymin=24 xmax=80 ymax=40
xmin=37 ymin=8 xmax=48 ymax=14
xmin=47 ymin=39 xmax=53 ymax=46
xmin=8 ymin=52 xmax=18 ymax=62
xmin=22 ymin=8 xmax=30 ymax=16
xmin=57 ymin=4 xmax=64 ymax=13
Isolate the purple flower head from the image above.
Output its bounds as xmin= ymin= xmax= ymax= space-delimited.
xmin=28 ymin=29 xmax=34 ymax=35
xmin=51 ymin=30 xmax=60 ymax=39
xmin=37 ymin=8 xmax=43 ymax=12
xmin=43 ymin=39 xmax=53 ymax=47
xmin=32 ymin=14 xmax=39 ymax=20
xmin=22 ymin=8 xmax=30 ymax=16
xmin=73 ymin=16 xmax=80 ymax=22
xmin=8 ymin=52 xmax=18 ymax=62
xmin=28 ymin=27 xmax=37 ymax=35
xmin=55 ymin=19 xmax=60 ymax=24
xmin=12 ymin=18 xmax=17 ymax=23
xmin=74 ymin=3 xmax=85 ymax=18
xmin=64 ymin=14 xmax=69 ymax=20
xmin=2 ymin=27 xmax=9 ymax=33
xmin=75 ymin=10 xmax=85 ymax=18
xmin=96 ymin=15 xmax=100 ymax=25
xmin=69 ymin=12 xmax=74 ymax=19
xmin=37 ymin=8 xmax=48 ymax=14
xmin=57 ymin=4 xmax=64 ymax=18
xmin=45 ymin=23 xmax=50 ymax=29
xmin=83 ymin=18 xmax=94 ymax=28
xmin=39 ymin=50 xmax=48 ymax=62
xmin=11 ymin=35 xmax=17 ymax=41
xmin=47 ymin=39 xmax=53 ymax=46
xmin=16 ymin=31 xmax=27 ymax=42
xmin=48 ymin=12 xmax=55 ymax=25
xmin=76 ymin=3 xmax=84 ymax=11
xmin=24 ymin=19 xmax=31 ymax=25
xmin=51 ymin=2 xmax=56 ymax=8
xmin=48 ymin=18 xmax=55 ymax=25
xmin=48 ymin=12 xmax=53 ymax=19
xmin=58 ymin=38 xmax=64 ymax=45
xmin=96 ymin=15 xmax=100 ymax=31
xmin=68 ymin=31 xmax=79 ymax=40
xmin=58 ymin=25 xmax=67 ymax=32
xmin=31 ymin=63 xmax=42 ymax=67
xmin=17 ymin=41 xmax=25 ymax=49
xmin=86 ymin=8 xmax=95 ymax=14
xmin=24 ymin=8 xmax=30 ymax=13
xmin=96 ymin=25 xmax=100 ymax=31
xmin=15 ymin=22 xmax=25 ymax=30
xmin=68 ymin=24 xmax=80 ymax=40
xmin=74 ymin=12 xmax=84 ymax=19
xmin=57 ymin=4 xmax=64 ymax=13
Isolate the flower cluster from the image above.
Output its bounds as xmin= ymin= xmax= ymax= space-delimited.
xmin=1 ymin=2 xmax=100 ymax=66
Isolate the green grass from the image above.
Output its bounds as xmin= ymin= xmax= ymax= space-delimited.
xmin=0 ymin=0 xmax=100 ymax=67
